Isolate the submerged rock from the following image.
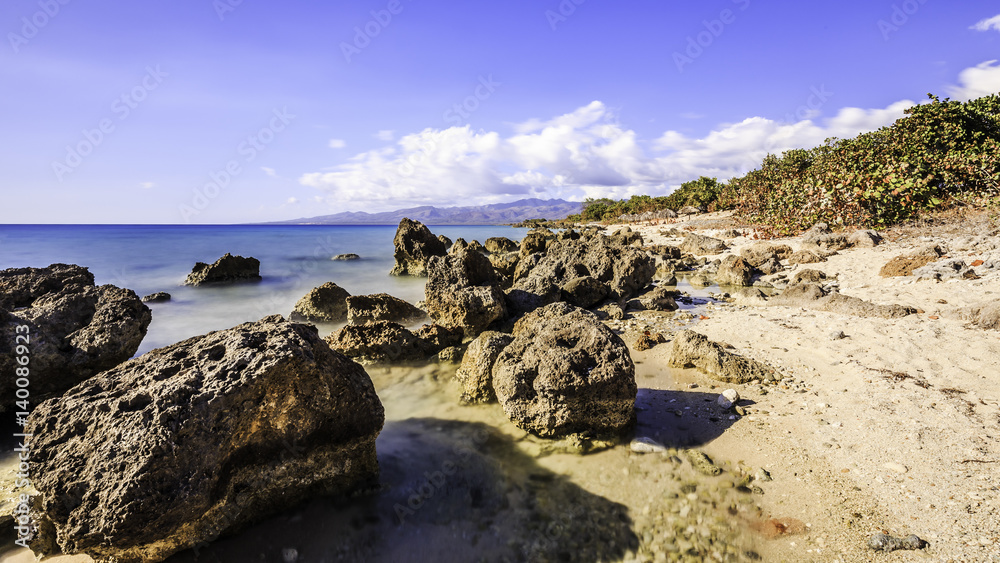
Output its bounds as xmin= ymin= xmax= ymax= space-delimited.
xmin=184 ymin=253 xmax=261 ymax=285
xmin=0 ymin=264 xmax=151 ymax=406
xmin=389 ymin=218 xmax=447 ymax=277
xmin=668 ymin=330 xmax=776 ymax=384
xmin=346 ymin=293 xmax=426 ymax=325
xmin=24 ymin=315 xmax=384 ymax=562
xmin=455 ymin=331 xmax=514 ymax=404
xmin=290 ymin=282 xmax=350 ymax=322
xmin=492 ymin=302 xmax=637 ymax=438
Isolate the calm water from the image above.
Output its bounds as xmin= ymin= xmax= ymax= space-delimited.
xmin=0 ymin=224 xmax=528 ymax=354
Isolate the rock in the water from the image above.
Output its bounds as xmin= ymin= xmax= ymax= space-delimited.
xmin=492 ymin=302 xmax=637 ymax=438
xmin=668 ymin=330 xmax=776 ymax=383
xmin=425 ymin=247 xmax=508 ymax=338
xmin=717 ymin=389 xmax=740 ymax=409
xmin=346 ymin=293 xmax=426 ymax=324
xmin=290 ymin=282 xmax=350 ymax=322
xmin=327 ymin=321 xmax=431 ymax=364
xmin=868 ymin=533 xmax=927 ymax=552
xmin=519 ymin=230 xmax=549 ymax=256
xmin=560 ymin=275 xmax=610 ymax=308
xmin=141 ymin=291 xmax=171 ymax=303
xmin=0 ymin=264 xmax=151 ymax=406
xmin=332 ymin=253 xmax=360 ymax=261
xmin=24 ymin=315 xmax=384 ymax=562
xmin=389 ymin=218 xmax=447 ymax=277
xmin=184 ymin=253 xmax=261 ymax=286
xmin=679 ymin=233 xmax=727 ymax=255
xmin=484 ymin=237 xmax=518 ymax=254
xmin=455 ymin=331 xmax=514 ymax=404
xmin=715 ymin=255 xmax=753 ymax=287
xmin=436 ymin=346 xmax=464 ymax=364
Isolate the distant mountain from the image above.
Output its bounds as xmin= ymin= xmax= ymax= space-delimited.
xmin=270 ymin=198 xmax=583 ymax=225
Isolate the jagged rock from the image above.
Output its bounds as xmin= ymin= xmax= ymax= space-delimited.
xmin=425 ymin=247 xmax=508 ymax=338
xmin=415 ymin=323 xmax=464 ymax=350
xmin=668 ymin=330 xmax=776 ymax=383
xmin=290 ymin=282 xmax=350 ymax=322
xmin=769 ymin=283 xmax=916 ymax=318
xmin=520 ymin=231 xmax=549 ymax=256
xmin=492 ymin=303 xmax=636 ymax=438
xmin=879 ymin=256 xmax=937 ymax=277
xmin=0 ymin=264 xmax=151 ymax=407
xmin=560 ymin=276 xmax=610 ymax=308
xmin=556 ymin=229 xmax=581 ymax=241
xmin=346 ymin=294 xmax=426 ymax=324
xmin=719 ymin=229 xmax=742 ymax=239
xmin=332 ymin=253 xmax=360 ymax=261
xmin=715 ymin=255 xmax=753 ymax=287
xmin=741 ymin=243 xmax=793 ymax=267
xmin=786 ymin=249 xmax=826 ymax=264
xmin=184 ymin=253 xmax=261 ymax=286
xmin=912 ymin=259 xmax=979 ymax=281
xmin=637 ymin=285 xmax=679 ymax=311
xmin=757 ymin=256 xmax=783 ymax=275
xmin=455 ymin=331 xmax=514 ymax=404
xmin=679 ymin=233 xmax=727 ymax=255
xmin=390 ymin=218 xmax=447 ymax=277
xmin=327 ymin=321 xmax=431 ymax=364
xmin=488 ymin=251 xmax=521 ymax=284
xmin=634 ymin=332 xmax=666 ymax=351
xmin=802 ymin=232 xmax=850 ymax=252
xmin=450 ymin=238 xmax=469 ymax=253
xmin=485 ymin=237 xmax=518 ymax=254
xmin=24 ymin=315 xmax=384 ymax=562
xmin=791 ymin=269 xmax=828 ymax=285
xmin=649 ymin=245 xmax=683 ymax=260
xmin=436 ymin=346 xmax=464 ymax=363
xmin=437 ymin=234 xmax=453 ymax=249
xmin=141 ymin=292 xmax=171 ymax=303
xmin=610 ymin=227 xmax=643 ymax=247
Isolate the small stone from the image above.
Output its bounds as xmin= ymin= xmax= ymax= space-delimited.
xmin=282 ymin=548 xmax=300 ymax=563
xmin=630 ymin=437 xmax=668 ymax=454
xmin=868 ymin=532 xmax=927 ymax=552
xmin=717 ymin=389 xmax=740 ymax=410
xmin=882 ymin=462 xmax=908 ymax=474
xmin=754 ymin=468 xmax=772 ymax=482
xmin=829 ymin=330 xmax=846 ymax=340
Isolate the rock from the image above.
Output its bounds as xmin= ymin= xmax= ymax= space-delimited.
xmin=492 ymin=303 xmax=637 ymax=438
xmin=327 ymin=321 xmax=431 ymax=364
xmin=679 ymin=233 xmax=727 ymax=255
xmin=715 ymin=255 xmax=753 ymax=287
xmin=719 ymin=229 xmax=742 ymax=239
xmin=717 ymin=389 xmax=740 ymax=410
xmin=879 ymin=255 xmax=937 ymax=277
xmin=455 ymin=331 xmax=514 ymax=404
xmin=975 ymin=301 xmax=1000 ymax=330
xmin=649 ymin=245 xmax=683 ymax=260
xmin=769 ymin=283 xmax=917 ymax=318
xmin=141 ymin=291 xmax=171 ymax=303
xmin=0 ymin=264 xmax=151 ymax=406
xmin=629 ymin=437 xmax=667 ymax=454
xmin=23 ymin=315 xmax=384 ymax=562
xmin=184 ymin=253 xmax=261 ymax=286
xmin=436 ymin=346 xmax=464 ymax=364
xmin=634 ymin=332 xmax=665 ymax=351
xmin=912 ymin=258 xmax=980 ymax=281
xmin=560 ymin=276 xmax=610 ymax=308
xmin=754 ymin=468 xmax=772 ymax=482
xmin=290 ymin=282 xmax=350 ymax=322
xmin=389 ymin=218 xmax=447 ymax=276
xmin=757 ymin=256 xmax=783 ymax=275
xmin=596 ymin=301 xmax=627 ymax=320
xmin=488 ymin=251 xmax=521 ymax=286
xmin=520 ymin=230 xmax=549 ymax=256
xmin=786 ymin=250 xmax=825 ymax=264
xmin=610 ymin=227 xmax=643 ymax=247
xmin=914 ymin=243 xmax=946 ymax=258
xmin=829 ymin=330 xmax=847 ymax=340
xmin=346 ymin=293 xmax=426 ymax=324
xmin=868 ymin=533 xmax=927 ymax=552
xmin=437 ymin=234 xmax=452 ymax=249
xmin=485 ymin=237 xmax=518 ymax=254
xmin=668 ymin=330 xmax=776 ymax=384
xmin=791 ymin=269 xmax=828 ymax=285
xmin=425 ymin=247 xmax=508 ymax=338
xmin=466 ymin=240 xmax=487 ymax=253
xmin=414 ymin=323 xmax=464 ymax=351
xmin=847 ymin=229 xmax=881 ymax=247
xmin=332 ymin=253 xmax=360 ymax=261
xmin=802 ymin=232 xmax=850 ymax=252
xmin=684 ymin=450 xmax=722 ymax=476
xmin=741 ymin=243 xmax=792 ymax=267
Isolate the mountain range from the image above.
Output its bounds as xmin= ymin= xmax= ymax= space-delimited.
xmin=270 ymin=198 xmax=582 ymax=225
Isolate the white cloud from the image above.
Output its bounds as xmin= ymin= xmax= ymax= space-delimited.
xmin=261 ymin=166 xmax=276 ymax=177
xmin=971 ymin=14 xmax=1000 ymax=32
xmin=328 ymin=138 xmax=346 ymax=149
xmin=286 ymin=197 xmax=298 ymax=204
xmin=300 ymin=63 xmax=997 ymax=211
xmin=375 ymin=130 xmax=395 ymax=141
xmin=947 ymin=60 xmax=1000 ymax=101
xmin=139 ymin=182 xmax=154 ymax=189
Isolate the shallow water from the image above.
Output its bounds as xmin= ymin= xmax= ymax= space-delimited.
xmin=0 ymin=227 xmax=765 ymax=561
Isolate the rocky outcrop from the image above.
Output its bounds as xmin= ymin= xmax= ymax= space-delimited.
xmin=184 ymin=253 xmax=261 ymax=286
xmin=492 ymin=303 xmax=637 ymax=438
xmin=0 ymin=264 xmax=151 ymax=406
xmin=332 ymin=253 xmax=360 ymax=261
xmin=140 ymin=292 xmax=171 ymax=303
xmin=415 ymin=323 xmax=464 ymax=351
xmin=679 ymin=233 xmax=727 ymax=255
xmin=346 ymin=293 xmax=426 ymax=324
xmin=668 ymin=330 xmax=777 ymax=383
xmin=741 ymin=243 xmax=792 ymax=268
xmin=424 ymin=247 xmax=508 ymax=338
xmin=455 ymin=331 xmax=514 ymax=404
xmin=520 ymin=230 xmax=549 ymax=256
xmin=485 ymin=237 xmax=518 ymax=254
xmin=560 ymin=276 xmax=610 ymax=308
xmin=769 ymin=283 xmax=917 ymax=318
xmin=290 ymin=282 xmax=350 ymax=322
xmin=23 ymin=315 xmax=384 ymax=562
xmin=389 ymin=218 xmax=447 ymax=276
xmin=787 ymin=249 xmax=826 ymax=264
xmin=715 ymin=255 xmax=753 ymax=287
xmin=327 ymin=321 xmax=431 ymax=364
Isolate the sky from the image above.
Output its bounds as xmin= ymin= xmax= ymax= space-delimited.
xmin=2 ymin=1 xmax=999 ymax=224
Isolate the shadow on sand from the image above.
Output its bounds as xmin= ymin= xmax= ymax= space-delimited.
xmin=633 ymin=388 xmax=752 ymax=448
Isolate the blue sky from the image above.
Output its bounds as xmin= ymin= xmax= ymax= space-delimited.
xmin=2 ymin=1 xmax=998 ymax=224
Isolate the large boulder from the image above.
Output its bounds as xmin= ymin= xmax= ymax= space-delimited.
xmin=0 ymin=264 xmax=151 ymax=407
xmin=485 ymin=237 xmax=518 ymax=254
xmin=668 ymin=330 xmax=777 ymax=383
xmin=327 ymin=321 xmax=432 ymax=364
xmin=519 ymin=230 xmax=549 ymax=256
xmin=715 ymin=255 xmax=753 ymax=287
xmin=184 ymin=253 xmax=261 ymax=286
xmin=560 ymin=276 xmax=610 ymax=308
xmin=636 ymin=285 xmax=680 ymax=311
xmin=424 ymin=247 xmax=508 ymax=338
xmin=23 ymin=315 xmax=384 ymax=562
xmin=679 ymin=233 xmax=727 ymax=255
xmin=492 ymin=303 xmax=637 ymax=438
xmin=346 ymin=293 xmax=426 ymax=324
xmin=290 ymin=282 xmax=350 ymax=322
xmin=389 ymin=218 xmax=447 ymax=277
xmin=455 ymin=331 xmax=514 ymax=404
xmin=740 ymin=243 xmax=792 ymax=268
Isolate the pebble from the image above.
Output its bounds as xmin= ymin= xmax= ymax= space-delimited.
xmin=717 ymin=389 xmax=740 ymax=410
xmin=829 ymin=330 xmax=847 ymax=340
xmin=867 ymin=533 xmax=927 ymax=552
xmin=282 ymin=548 xmax=300 ymax=563
xmin=630 ymin=437 xmax=668 ymax=454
